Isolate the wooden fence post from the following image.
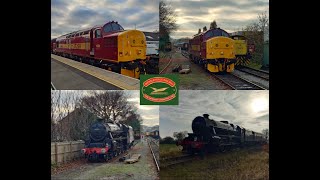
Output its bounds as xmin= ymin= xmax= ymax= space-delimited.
xmin=55 ymin=142 xmax=58 ymax=164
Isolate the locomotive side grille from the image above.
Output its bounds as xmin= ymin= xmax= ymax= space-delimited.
xmin=104 ymin=37 xmax=117 ymax=47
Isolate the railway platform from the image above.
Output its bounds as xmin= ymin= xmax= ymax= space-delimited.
xmin=51 ymin=54 xmax=140 ymax=90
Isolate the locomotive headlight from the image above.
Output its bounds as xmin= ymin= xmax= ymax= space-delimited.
xmin=215 ymin=44 xmax=219 ymax=47
xmin=226 ymin=44 xmax=229 ymax=47
xmin=81 ymin=149 xmax=86 ymax=154
xmin=220 ymin=51 xmax=224 ymax=55
xmin=101 ymin=148 xmax=106 ymax=154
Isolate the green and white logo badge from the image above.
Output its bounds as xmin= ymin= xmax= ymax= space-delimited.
xmin=140 ymin=74 xmax=179 ymax=105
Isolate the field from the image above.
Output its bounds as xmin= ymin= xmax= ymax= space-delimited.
xmin=159 ymin=143 xmax=184 ymax=159
xmin=160 ymin=144 xmax=269 ymax=180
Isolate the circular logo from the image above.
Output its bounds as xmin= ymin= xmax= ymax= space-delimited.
xmin=142 ymin=77 xmax=177 ymax=102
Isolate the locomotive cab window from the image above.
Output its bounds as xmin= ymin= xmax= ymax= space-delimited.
xmin=104 ymin=24 xmax=112 ymax=33
xmin=95 ymin=29 xmax=101 ymax=38
xmin=111 ymin=23 xmax=124 ymax=31
xmin=104 ymin=23 xmax=124 ymax=33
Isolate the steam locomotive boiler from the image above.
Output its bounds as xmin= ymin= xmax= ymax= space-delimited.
xmin=82 ymin=119 xmax=134 ymax=162
xmin=178 ymin=114 xmax=267 ymax=154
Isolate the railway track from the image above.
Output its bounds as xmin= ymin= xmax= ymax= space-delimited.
xmin=181 ymin=50 xmax=189 ymax=59
xmin=159 ymin=52 xmax=173 ymax=74
xmin=181 ymin=51 xmax=266 ymax=89
xmin=160 ymin=154 xmax=195 ymax=168
xmin=236 ymin=66 xmax=269 ymax=81
xmin=213 ymin=73 xmax=266 ymax=90
xmin=147 ymin=138 xmax=160 ymax=172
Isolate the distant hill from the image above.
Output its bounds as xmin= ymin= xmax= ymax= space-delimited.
xmin=141 ymin=125 xmax=159 ymax=132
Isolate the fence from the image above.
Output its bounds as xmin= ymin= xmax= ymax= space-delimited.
xmin=51 ymin=141 xmax=85 ymax=165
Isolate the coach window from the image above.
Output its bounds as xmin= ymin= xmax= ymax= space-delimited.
xmin=95 ymin=29 xmax=101 ymax=38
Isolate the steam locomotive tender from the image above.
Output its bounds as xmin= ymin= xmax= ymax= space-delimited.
xmin=178 ymin=114 xmax=267 ymax=154
xmin=82 ymin=119 xmax=134 ymax=162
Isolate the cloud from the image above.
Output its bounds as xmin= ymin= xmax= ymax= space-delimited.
xmin=165 ymin=0 xmax=269 ymax=39
xmin=159 ymin=90 xmax=269 ymax=138
xmin=51 ymin=0 xmax=159 ymax=39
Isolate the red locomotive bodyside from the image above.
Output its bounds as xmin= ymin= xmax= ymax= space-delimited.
xmin=189 ymin=33 xmax=203 ymax=59
xmin=55 ymin=22 xmax=128 ymax=62
xmin=53 ymin=21 xmax=155 ymax=78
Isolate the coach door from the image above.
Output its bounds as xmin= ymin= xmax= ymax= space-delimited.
xmin=92 ymin=28 xmax=102 ymax=57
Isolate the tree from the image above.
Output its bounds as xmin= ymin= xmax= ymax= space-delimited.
xmin=51 ymin=90 xmax=84 ymax=141
xmin=210 ymin=20 xmax=217 ymax=29
xmin=80 ymin=91 xmax=134 ymax=123
xmin=159 ymin=1 xmax=178 ymax=35
xmin=198 ymin=28 xmax=201 ymax=34
xmin=242 ymin=11 xmax=269 ymax=64
xmin=203 ymin=26 xmax=207 ymax=32
xmin=173 ymin=131 xmax=186 ymax=141
xmin=51 ymin=91 xmax=142 ymax=142
xmin=160 ymin=136 xmax=175 ymax=144
xmin=122 ymin=109 xmax=142 ymax=131
xmin=159 ymin=0 xmax=178 ymax=50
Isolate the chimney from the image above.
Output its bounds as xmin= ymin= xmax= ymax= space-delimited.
xmin=203 ymin=114 xmax=209 ymax=118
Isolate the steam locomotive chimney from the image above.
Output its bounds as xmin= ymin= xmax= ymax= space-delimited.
xmin=203 ymin=114 xmax=209 ymax=118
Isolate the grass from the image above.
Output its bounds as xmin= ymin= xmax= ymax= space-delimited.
xmin=160 ymin=144 xmax=184 ymax=159
xmin=160 ymin=144 xmax=269 ymax=180
xmin=246 ymin=61 xmax=263 ymax=70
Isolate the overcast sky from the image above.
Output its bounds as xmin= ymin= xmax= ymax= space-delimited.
xmin=51 ymin=0 xmax=159 ymax=39
xmin=159 ymin=90 xmax=269 ymax=138
xmin=166 ymin=0 xmax=269 ymax=39
xmin=127 ymin=91 xmax=159 ymax=127
xmin=51 ymin=90 xmax=159 ymax=127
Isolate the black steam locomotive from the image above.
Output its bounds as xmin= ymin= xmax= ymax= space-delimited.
xmin=178 ymin=114 xmax=267 ymax=154
xmin=82 ymin=119 xmax=134 ymax=162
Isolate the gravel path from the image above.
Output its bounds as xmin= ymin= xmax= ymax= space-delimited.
xmin=51 ymin=140 xmax=158 ymax=180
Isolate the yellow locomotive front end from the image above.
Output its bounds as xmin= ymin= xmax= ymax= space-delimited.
xmin=117 ymin=30 xmax=147 ymax=78
xmin=231 ymin=35 xmax=251 ymax=66
xmin=205 ymin=37 xmax=236 ymax=73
